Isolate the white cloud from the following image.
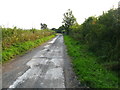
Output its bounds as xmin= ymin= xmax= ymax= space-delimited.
xmin=0 ymin=0 xmax=119 ymax=29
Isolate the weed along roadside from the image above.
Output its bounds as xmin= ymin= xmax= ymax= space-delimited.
xmin=64 ymin=35 xmax=119 ymax=88
xmin=1 ymin=2 xmax=119 ymax=88
xmin=2 ymin=28 xmax=56 ymax=63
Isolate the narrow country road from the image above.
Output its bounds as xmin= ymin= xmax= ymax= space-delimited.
xmin=2 ymin=34 xmax=80 ymax=88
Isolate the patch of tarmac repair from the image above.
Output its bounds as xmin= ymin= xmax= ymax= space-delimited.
xmin=8 ymin=35 xmax=65 ymax=88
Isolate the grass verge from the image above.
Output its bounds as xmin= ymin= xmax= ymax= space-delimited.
xmin=64 ymin=35 xmax=119 ymax=88
xmin=2 ymin=35 xmax=55 ymax=63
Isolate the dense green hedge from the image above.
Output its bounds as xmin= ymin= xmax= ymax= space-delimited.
xmin=69 ymin=8 xmax=120 ymax=63
xmin=68 ymin=8 xmax=120 ymax=75
xmin=64 ymin=35 xmax=119 ymax=88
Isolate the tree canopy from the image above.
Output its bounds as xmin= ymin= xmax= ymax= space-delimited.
xmin=40 ymin=23 xmax=48 ymax=30
xmin=62 ymin=9 xmax=77 ymax=34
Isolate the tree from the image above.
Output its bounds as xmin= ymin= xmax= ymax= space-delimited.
xmin=57 ymin=25 xmax=65 ymax=33
xmin=62 ymin=9 xmax=77 ymax=35
xmin=51 ymin=28 xmax=56 ymax=31
xmin=40 ymin=23 xmax=48 ymax=30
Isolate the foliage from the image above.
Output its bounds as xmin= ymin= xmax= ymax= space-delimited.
xmin=56 ymin=25 xmax=65 ymax=33
xmin=64 ymin=35 xmax=119 ymax=88
xmin=40 ymin=23 xmax=48 ymax=30
xmin=62 ymin=9 xmax=77 ymax=34
xmin=69 ymin=8 xmax=120 ymax=71
xmin=2 ymin=35 xmax=55 ymax=62
xmin=2 ymin=27 xmax=55 ymax=50
xmin=2 ymin=27 xmax=55 ymax=62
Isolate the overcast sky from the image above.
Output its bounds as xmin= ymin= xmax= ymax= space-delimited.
xmin=0 ymin=0 xmax=119 ymax=29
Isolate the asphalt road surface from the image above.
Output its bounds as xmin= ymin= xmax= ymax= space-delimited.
xmin=2 ymin=34 xmax=80 ymax=89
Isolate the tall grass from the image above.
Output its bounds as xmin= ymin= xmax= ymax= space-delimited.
xmin=64 ymin=35 xmax=119 ymax=88
xmin=2 ymin=27 xmax=56 ymax=62
xmin=2 ymin=27 xmax=55 ymax=50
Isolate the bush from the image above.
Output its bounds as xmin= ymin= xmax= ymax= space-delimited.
xmin=2 ymin=27 xmax=56 ymax=62
xmin=69 ymin=8 xmax=120 ymax=63
xmin=64 ymin=36 xmax=119 ymax=88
